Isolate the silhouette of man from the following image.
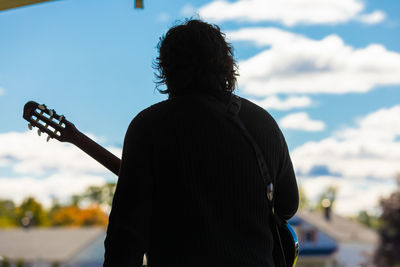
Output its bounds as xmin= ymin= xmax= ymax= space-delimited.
xmin=104 ymin=19 xmax=298 ymax=267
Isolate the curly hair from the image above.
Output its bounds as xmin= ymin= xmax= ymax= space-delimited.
xmin=154 ymin=19 xmax=239 ymax=97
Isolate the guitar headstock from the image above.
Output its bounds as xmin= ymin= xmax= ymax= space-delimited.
xmin=23 ymin=101 xmax=76 ymax=142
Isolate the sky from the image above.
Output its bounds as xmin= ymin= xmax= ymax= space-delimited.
xmin=0 ymin=0 xmax=399 ymax=216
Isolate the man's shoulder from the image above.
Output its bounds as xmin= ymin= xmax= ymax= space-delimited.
xmin=125 ymin=100 xmax=168 ymax=131
xmin=139 ymin=99 xmax=170 ymax=116
xmin=127 ymin=98 xmax=185 ymax=130
xmin=240 ymin=97 xmax=279 ymax=126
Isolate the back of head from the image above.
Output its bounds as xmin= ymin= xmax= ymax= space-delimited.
xmin=154 ymin=19 xmax=238 ymax=98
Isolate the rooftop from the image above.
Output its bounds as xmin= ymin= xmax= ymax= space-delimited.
xmin=296 ymin=210 xmax=379 ymax=244
xmin=0 ymin=227 xmax=105 ymax=262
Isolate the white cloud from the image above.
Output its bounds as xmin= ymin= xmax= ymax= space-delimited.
xmin=0 ymin=131 xmax=121 ymax=175
xmin=291 ymin=105 xmax=400 ymax=214
xmin=227 ymin=27 xmax=400 ymax=96
xmin=156 ymin=12 xmax=170 ymax=22
xmin=250 ymin=95 xmax=312 ymax=110
xmin=0 ymin=87 xmax=4 ymax=96
xmin=180 ymin=4 xmax=197 ymax=17
xmin=292 ymin=105 xmax=400 ymax=180
xmin=0 ymin=130 xmax=121 ymax=207
xmin=0 ymin=174 xmax=106 ymax=208
xmin=299 ymin=176 xmax=395 ymax=215
xmin=279 ymin=112 xmax=325 ymax=131
xmin=356 ymin=10 xmax=386 ymax=24
xmin=199 ymin=0 xmax=386 ymax=26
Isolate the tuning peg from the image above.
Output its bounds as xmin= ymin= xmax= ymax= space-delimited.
xmin=37 ymin=129 xmax=41 ymax=136
xmin=38 ymin=105 xmax=46 ymax=111
xmin=46 ymin=135 xmax=51 ymax=142
xmin=28 ymin=123 xmax=32 ymax=130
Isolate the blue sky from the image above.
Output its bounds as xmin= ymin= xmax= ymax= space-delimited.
xmin=0 ymin=0 xmax=399 ymax=215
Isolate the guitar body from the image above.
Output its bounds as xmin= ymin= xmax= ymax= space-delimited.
xmin=273 ymin=222 xmax=299 ymax=267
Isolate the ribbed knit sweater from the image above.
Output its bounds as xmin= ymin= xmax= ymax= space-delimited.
xmin=103 ymin=92 xmax=299 ymax=267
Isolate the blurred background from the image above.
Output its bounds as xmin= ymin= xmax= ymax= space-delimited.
xmin=0 ymin=0 xmax=399 ymax=266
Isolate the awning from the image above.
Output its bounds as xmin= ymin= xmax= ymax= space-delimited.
xmin=0 ymin=0 xmax=56 ymax=12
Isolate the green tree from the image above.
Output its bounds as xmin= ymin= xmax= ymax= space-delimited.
xmin=70 ymin=194 xmax=83 ymax=206
xmin=316 ymin=185 xmax=338 ymax=211
xmin=85 ymin=182 xmax=116 ymax=206
xmin=16 ymin=259 xmax=24 ymax=267
xmin=374 ymin=174 xmax=400 ymax=266
xmin=48 ymin=198 xmax=62 ymax=215
xmin=73 ymin=182 xmax=116 ymax=207
xmin=298 ymin=185 xmax=310 ymax=210
xmin=356 ymin=210 xmax=381 ymax=230
xmin=0 ymin=199 xmax=17 ymax=227
xmin=1 ymin=257 xmax=11 ymax=267
xmin=16 ymin=197 xmax=50 ymax=227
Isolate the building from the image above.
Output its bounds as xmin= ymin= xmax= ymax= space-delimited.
xmin=0 ymin=212 xmax=378 ymax=267
xmin=0 ymin=227 xmax=105 ymax=267
xmin=292 ymin=210 xmax=379 ymax=267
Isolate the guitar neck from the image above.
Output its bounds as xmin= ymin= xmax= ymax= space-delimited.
xmin=22 ymin=101 xmax=121 ymax=176
xmin=71 ymin=129 xmax=121 ymax=176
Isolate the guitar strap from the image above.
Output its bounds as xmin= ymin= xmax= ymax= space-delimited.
xmin=225 ymin=95 xmax=288 ymax=267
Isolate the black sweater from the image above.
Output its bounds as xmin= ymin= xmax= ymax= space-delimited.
xmin=104 ymin=93 xmax=299 ymax=267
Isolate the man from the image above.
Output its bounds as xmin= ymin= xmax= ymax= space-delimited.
xmin=104 ymin=19 xmax=298 ymax=267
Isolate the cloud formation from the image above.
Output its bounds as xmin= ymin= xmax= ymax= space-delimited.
xmin=180 ymin=4 xmax=197 ymax=17
xmin=0 ymin=174 xmax=106 ymax=207
xmin=0 ymin=131 xmax=121 ymax=175
xmin=299 ymin=175 xmax=395 ymax=215
xmin=0 ymin=131 xmax=121 ymax=205
xmin=292 ymin=105 xmax=400 ymax=214
xmin=0 ymin=87 xmax=4 ymax=96
xmin=292 ymin=105 xmax=400 ymax=179
xmin=227 ymin=27 xmax=400 ymax=96
xmin=250 ymin=95 xmax=312 ymax=110
xmin=356 ymin=10 xmax=386 ymax=25
xmin=199 ymin=0 xmax=386 ymax=26
xmin=156 ymin=12 xmax=170 ymax=22
xmin=279 ymin=112 xmax=325 ymax=131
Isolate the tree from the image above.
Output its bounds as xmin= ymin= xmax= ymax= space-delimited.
xmin=298 ymin=185 xmax=310 ymax=210
xmin=0 ymin=199 xmax=17 ymax=227
xmin=51 ymin=206 xmax=80 ymax=226
xmin=16 ymin=259 xmax=24 ymax=267
xmin=79 ymin=204 xmax=109 ymax=226
xmin=84 ymin=182 xmax=116 ymax=207
xmin=356 ymin=210 xmax=381 ymax=230
xmin=48 ymin=197 xmax=62 ymax=216
xmin=15 ymin=197 xmax=50 ymax=227
xmin=51 ymin=204 xmax=108 ymax=226
xmin=374 ymin=174 xmax=400 ymax=266
xmin=316 ymin=185 xmax=338 ymax=211
xmin=71 ymin=182 xmax=116 ymax=208
xmin=1 ymin=257 xmax=11 ymax=267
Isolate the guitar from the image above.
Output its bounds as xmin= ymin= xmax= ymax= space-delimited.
xmin=273 ymin=219 xmax=299 ymax=267
xmin=23 ymin=101 xmax=120 ymax=175
xmin=23 ymin=100 xmax=299 ymax=266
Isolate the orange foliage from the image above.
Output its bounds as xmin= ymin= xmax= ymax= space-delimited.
xmin=52 ymin=204 xmax=108 ymax=226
